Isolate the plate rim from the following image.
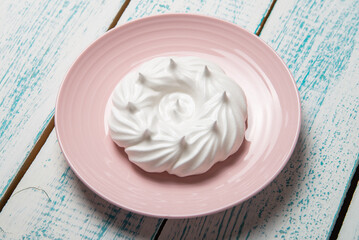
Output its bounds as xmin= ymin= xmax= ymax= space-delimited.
xmin=55 ymin=13 xmax=301 ymax=218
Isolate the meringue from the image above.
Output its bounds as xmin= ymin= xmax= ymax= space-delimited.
xmin=108 ymin=57 xmax=247 ymax=177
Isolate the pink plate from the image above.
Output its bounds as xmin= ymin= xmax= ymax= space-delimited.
xmin=55 ymin=14 xmax=301 ymax=218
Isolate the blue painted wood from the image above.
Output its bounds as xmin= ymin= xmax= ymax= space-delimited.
xmin=0 ymin=0 xmax=125 ymax=199
xmin=158 ymin=0 xmax=359 ymax=239
xmin=0 ymin=132 xmax=163 ymax=239
xmin=118 ymin=0 xmax=273 ymax=31
xmin=3 ymin=0 xmax=357 ymax=239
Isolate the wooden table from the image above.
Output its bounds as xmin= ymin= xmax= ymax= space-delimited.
xmin=0 ymin=0 xmax=358 ymax=239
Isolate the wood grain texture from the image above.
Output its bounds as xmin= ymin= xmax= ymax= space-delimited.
xmin=339 ymin=182 xmax=359 ymax=240
xmin=117 ymin=0 xmax=273 ymax=32
xmin=0 ymin=0 xmax=125 ymax=199
xmin=2 ymin=0 xmax=357 ymax=239
xmin=158 ymin=0 xmax=359 ymax=239
xmin=0 ymin=131 xmax=163 ymax=239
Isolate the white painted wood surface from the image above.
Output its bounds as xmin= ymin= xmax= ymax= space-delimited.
xmin=158 ymin=0 xmax=359 ymax=239
xmin=118 ymin=0 xmax=273 ymax=31
xmin=1 ymin=0 xmax=358 ymax=239
xmin=0 ymin=0 xmax=125 ymax=199
xmin=339 ymin=183 xmax=359 ymax=240
xmin=0 ymin=132 xmax=163 ymax=239
xmin=0 ymin=0 xmax=274 ymax=238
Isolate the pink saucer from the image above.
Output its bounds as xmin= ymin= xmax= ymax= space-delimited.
xmin=55 ymin=14 xmax=301 ymax=218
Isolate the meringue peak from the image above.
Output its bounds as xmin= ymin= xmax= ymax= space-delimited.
xmin=142 ymin=129 xmax=152 ymax=140
xmin=127 ymin=101 xmax=138 ymax=113
xmin=222 ymin=91 xmax=229 ymax=102
xmin=169 ymin=58 xmax=176 ymax=70
xmin=211 ymin=120 xmax=219 ymax=132
xmin=203 ymin=65 xmax=211 ymax=77
xmin=179 ymin=136 xmax=187 ymax=147
xmin=138 ymin=72 xmax=146 ymax=84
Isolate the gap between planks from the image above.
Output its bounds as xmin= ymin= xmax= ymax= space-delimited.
xmin=330 ymin=163 xmax=359 ymax=240
xmin=3 ymin=1 xmax=356 ymax=239
xmin=0 ymin=117 xmax=54 ymax=211
xmin=256 ymin=0 xmax=277 ymax=36
xmin=0 ymin=0 xmax=131 ymax=212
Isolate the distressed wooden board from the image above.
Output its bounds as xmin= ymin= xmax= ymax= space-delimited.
xmin=118 ymin=0 xmax=273 ymax=32
xmin=0 ymin=0 xmax=125 ymax=199
xmin=158 ymin=0 xmax=359 ymax=239
xmin=0 ymin=131 xmax=163 ymax=239
xmin=338 ymin=182 xmax=359 ymax=240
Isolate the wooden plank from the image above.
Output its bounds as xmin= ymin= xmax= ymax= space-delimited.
xmin=338 ymin=182 xmax=359 ymax=240
xmin=158 ymin=0 xmax=359 ymax=239
xmin=117 ymin=0 xmax=273 ymax=31
xmin=0 ymin=131 xmax=163 ymax=239
xmin=0 ymin=0 xmax=125 ymax=198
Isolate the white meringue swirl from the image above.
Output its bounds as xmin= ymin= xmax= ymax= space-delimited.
xmin=109 ymin=57 xmax=247 ymax=177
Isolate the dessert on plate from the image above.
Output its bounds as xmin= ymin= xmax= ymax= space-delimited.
xmin=108 ymin=57 xmax=247 ymax=177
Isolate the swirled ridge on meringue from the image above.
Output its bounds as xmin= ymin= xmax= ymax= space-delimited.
xmin=108 ymin=57 xmax=247 ymax=177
